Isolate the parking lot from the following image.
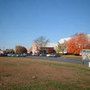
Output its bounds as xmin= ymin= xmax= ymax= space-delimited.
xmin=1 ymin=54 xmax=90 ymax=66
xmin=27 ymin=55 xmax=83 ymax=64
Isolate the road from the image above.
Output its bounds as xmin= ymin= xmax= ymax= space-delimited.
xmin=27 ymin=56 xmax=85 ymax=64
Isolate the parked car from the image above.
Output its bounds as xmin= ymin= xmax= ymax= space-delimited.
xmin=39 ymin=53 xmax=46 ymax=56
xmin=46 ymin=53 xmax=57 ymax=57
xmin=15 ymin=54 xmax=27 ymax=57
xmin=7 ymin=54 xmax=13 ymax=57
xmin=7 ymin=53 xmax=27 ymax=57
xmin=0 ymin=53 xmax=7 ymax=57
xmin=22 ymin=53 xmax=27 ymax=57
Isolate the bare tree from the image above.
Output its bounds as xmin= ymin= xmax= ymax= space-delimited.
xmin=34 ymin=36 xmax=49 ymax=48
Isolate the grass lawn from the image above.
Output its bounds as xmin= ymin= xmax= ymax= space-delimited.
xmin=62 ymin=55 xmax=82 ymax=60
xmin=0 ymin=57 xmax=90 ymax=90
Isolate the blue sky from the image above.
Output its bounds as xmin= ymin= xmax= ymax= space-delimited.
xmin=0 ymin=0 xmax=90 ymax=49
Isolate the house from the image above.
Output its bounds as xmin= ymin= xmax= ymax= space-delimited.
xmin=31 ymin=43 xmax=40 ymax=55
xmin=40 ymin=47 xmax=56 ymax=54
xmin=0 ymin=49 xmax=4 ymax=55
xmin=31 ymin=43 xmax=56 ymax=55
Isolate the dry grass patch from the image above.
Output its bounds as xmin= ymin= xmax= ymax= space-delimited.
xmin=0 ymin=57 xmax=90 ymax=90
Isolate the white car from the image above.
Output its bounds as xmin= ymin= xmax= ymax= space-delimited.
xmin=46 ymin=54 xmax=57 ymax=57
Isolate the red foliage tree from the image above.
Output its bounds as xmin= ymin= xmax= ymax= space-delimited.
xmin=67 ymin=33 xmax=90 ymax=55
xmin=67 ymin=37 xmax=75 ymax=54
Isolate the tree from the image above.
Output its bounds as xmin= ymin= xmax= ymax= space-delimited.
xmin=4 ymin=49 xmax=15 ymax=54
xmin=56 ymin=41 xmax=67 ymax=54
xmin=32 ymin=36 xmax=49 ymax=55
xmin=33 ymin=36 xmax=49 ymax=51
xmin=34 ymin=36 xmax=49 ymax=48
xmin=15 ymin=46 xmax=27 ymax=54
xmin=67 ymin=33 xmax=89 ymax=55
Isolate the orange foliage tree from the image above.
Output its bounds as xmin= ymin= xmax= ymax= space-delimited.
xmin=67 ymin=33 xmax=90 ymax=55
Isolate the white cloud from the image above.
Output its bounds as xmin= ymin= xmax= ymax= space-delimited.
xmin=59 ymin=37 xmax=71 ymax=44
